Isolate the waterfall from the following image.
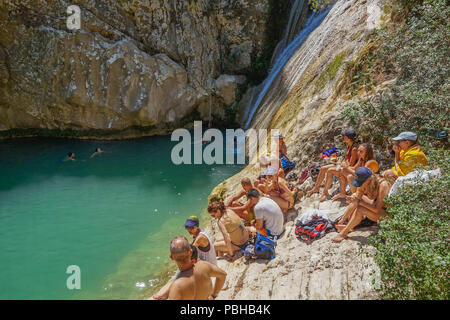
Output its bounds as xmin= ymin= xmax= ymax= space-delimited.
xmin=271 ymin=0 xmax=308 ymax=64
xmin=243 ymin=5 xmax=333 ymax=130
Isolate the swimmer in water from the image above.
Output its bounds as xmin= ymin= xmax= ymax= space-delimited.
xmin=64 ymin=152 xmax=76 ymax=161
xmin=90 ymin=147 xmax=103 ymax=158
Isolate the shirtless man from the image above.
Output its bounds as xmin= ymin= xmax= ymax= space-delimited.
xmin=226 ymin=178 xmax=255 ymax=223
xmin=165 ymin=236 xmax=227 ymax=300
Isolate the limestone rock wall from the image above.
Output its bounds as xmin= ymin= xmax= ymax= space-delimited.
xmin=0 ymin=0 xmax=269 ymax=134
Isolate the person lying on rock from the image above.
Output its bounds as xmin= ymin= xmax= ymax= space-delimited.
xmin=330 ymin=143 xmax=375 ymax=201
xmin=160 ymin=236 xmax=227 ymax=300
xmin=332 ymin=167 xmax=390 ymax=243
xmin=381 ymin=131 xmax=428 ymax=182
xmin=226 ymin=178 xmax=255 ymax=224
xmin=246 ymin=188 xmax=285 ymax=239
xmin=185 ymin=216 xmax=217 ymax=266
xmin=307 ymin=129 xmax=359 ymax=199
xmin=207 ymin=201 xmax=250 ymax=261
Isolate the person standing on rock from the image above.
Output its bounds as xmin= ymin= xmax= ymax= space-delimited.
xmin=332 ymin=167 xmax=390 ymax=243
xmin=185 ymin=216 xmax=217 ymax=266
xmin=164 ymin=236 xmax=227 ymax=300
xmin=246 ymin=188 xmax=285 ymax=239
xmin=207 ymin=201 xmax=250 ymax=260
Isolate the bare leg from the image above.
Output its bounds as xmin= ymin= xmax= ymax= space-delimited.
xmin=214 ymin=239 xmax=241 ymax=257
xmin=268 ymin=195 xmax=289 ymax=213
xmin=307 ymin=164 xmax=335 ymax=196
xmin=331 ymin=173 xmax=348 ymax=200
xmin=332 ymin=206 xmax=364 ymax=242
xmin=337 ymin=200 xmax=358 ymax=225
xmin=347 ymin=174 xmax=357 ymax=194
xmin=333 ymin=206 xmax=387 ymax=242
xmin=320 ymin=169 xmax=340 ymax=202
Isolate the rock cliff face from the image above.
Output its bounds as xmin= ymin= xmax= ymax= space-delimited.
xmin=201 ymin=0 xmax=386 ymax=300
xmin=0 ymin=0 xmax=269 ymax=136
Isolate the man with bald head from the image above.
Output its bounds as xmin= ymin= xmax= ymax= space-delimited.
xmin=167 ymin=236 xmax=227 ymax=300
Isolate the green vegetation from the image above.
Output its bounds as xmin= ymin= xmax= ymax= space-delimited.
xmin=340 ymin=0 xmax=449 ymax=149
xmin=315 ymin=50 xmax=347 ymax=93
xmin=340 ymin=0 xmax=449 ymax=299
xmin=367 ymin=150 xmax=449 ymax=299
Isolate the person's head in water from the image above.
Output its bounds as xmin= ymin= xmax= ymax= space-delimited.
xmin=67 ymin=152 xmax=75 ymax=159
xmin=95 ymin=147 xmax=102 ymax=153
xmin=169 ymin=236 xmax=192 ymax=264
xmin=207 ymin=201 xmax=226 ymax=219
xmin=185 ymin=216 xmax=200 ymax=237
xmin=240 ymin=178 xmax=253 ymax=192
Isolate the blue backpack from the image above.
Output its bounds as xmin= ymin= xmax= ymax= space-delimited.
xmin=280 ymin=154 xmax=295 ymax=173
xmin=242 ymin=233 xmax=276 ymax=260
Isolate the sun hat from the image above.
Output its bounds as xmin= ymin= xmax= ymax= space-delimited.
xmin=185 ymin=216 xmax=199 ymax=228
xmin=392 ymin=131 xmax=418 ymax=141
xmin=351 ymin=167 xmax=373 ymax=187
xmin=341 ymin=129 xmax=357 ymax=139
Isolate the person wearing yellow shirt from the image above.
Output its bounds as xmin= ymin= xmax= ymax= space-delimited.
xmin=382 ymin=132 xmax=428 ymax=181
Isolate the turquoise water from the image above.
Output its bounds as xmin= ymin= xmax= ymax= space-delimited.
xmin=0 ymin=134 xmax=244 ymax=299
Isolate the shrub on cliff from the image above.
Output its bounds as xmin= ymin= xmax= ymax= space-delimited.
xmin=367 ymin=149 xmax=449 ymax=299
xmin=340 ymin=0 xmax=449 ymax=299
xmin=341 ymin=0 xmax=449 ymax=149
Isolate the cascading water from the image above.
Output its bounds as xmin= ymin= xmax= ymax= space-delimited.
xmin=243 ymin=6 xmax=333 ymax=130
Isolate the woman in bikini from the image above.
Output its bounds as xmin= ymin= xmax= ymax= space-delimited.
xmin=207 ymin=201 xmax=250 ymax=260
xmin=256 ymin=167 xmax=293 ymax=213
xmin=332 ymin=167 xmax=391 ymax=242
xmin=307 ymin=129 xmax=358 ymax=198
xmin=329 ymin=143 xmax=375 ymax=201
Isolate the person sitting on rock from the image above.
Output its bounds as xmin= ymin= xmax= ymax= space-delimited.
xmin=330 ymin=143 xmax=375 ymax=201
xmin=307 ymin=129 xmax=358 ymax=198
xmin=254 ymin=166 xmax=292 ymax=213
xmin=382 ymin=131 xmax=428 ymax=182
xmin=157 ymin=236 xmax=227 ymax=300
xmin=207 ymin=201 xmax=250 ymax=261
xmin=246 ymin=188 xmax=285 ymax=239
xmin=332 ymin=167 xmax=391 ymax=243
xmin=226 ymin=178 xmax=255 ymax=224
xmin=185 ymin=216 xmax=217 ymax=266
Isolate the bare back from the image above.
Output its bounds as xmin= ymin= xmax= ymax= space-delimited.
xmin=168 ymin=260 xmax=226 ymax=300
